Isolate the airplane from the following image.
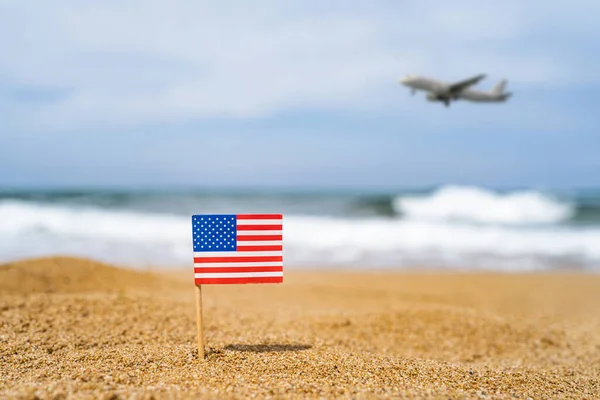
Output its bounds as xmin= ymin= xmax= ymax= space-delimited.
xmin=399 ymin=74 xmax=512 ymax=106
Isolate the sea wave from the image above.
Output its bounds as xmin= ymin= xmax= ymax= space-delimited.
xmin=0 ymin=199 xmax=598 ymax=270
xmin=1 ymin=185 xmax=598 ymax=223
xmin=393 ymin=185 xmax=574 ymax=225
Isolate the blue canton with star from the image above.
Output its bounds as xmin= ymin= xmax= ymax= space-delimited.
xmin=192 ymin=214 xmax=237 ymax=252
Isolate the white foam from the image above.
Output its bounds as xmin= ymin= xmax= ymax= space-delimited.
xmin=0 ymin=199 xmax=598 ymax=270
xmin=393 ymin=185 xmax=574 ymax=225
xmin=283 ymin=215 xmax=600 ymax=266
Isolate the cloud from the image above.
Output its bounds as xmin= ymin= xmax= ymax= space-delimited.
xmin=0 ymin=0 xmax=598 ymax=132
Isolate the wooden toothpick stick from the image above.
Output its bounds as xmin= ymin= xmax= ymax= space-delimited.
xmin=195 ymin=284 xmax=205 ymax=359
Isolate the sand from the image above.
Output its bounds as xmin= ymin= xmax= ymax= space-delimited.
xmin=1 ymin=257 xmax=599 ymax=399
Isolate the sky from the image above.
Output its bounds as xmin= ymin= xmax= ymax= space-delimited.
xmin=1 ymin=0 xmax=599 ymax=191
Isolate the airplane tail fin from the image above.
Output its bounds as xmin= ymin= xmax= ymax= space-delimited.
xmin=492 ymin=79 xmax=507 ymax=95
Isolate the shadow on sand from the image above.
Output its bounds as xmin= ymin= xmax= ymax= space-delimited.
xmin=224 ymin=344 xmax=312 ymax=353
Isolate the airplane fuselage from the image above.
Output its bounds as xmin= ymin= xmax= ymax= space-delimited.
xmin=457 ymin=89 xmax=511 ymax=102
xmin=400 ymin=74 xmax=511 ymax=106
xmin=402 ymin=76 xmax=448 ymax=94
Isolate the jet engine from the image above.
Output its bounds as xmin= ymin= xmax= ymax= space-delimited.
xmin=426 ymin=93 xmax=451 ymax=107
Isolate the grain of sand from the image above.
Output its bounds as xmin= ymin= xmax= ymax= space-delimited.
xmin=1 ymin=256 xmax=599 ymax=399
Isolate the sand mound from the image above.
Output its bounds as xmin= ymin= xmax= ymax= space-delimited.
xmin=1 ymin=265 xmax=600 ymax=398
xmin=0 ymin=256 xmax=168 ymax=294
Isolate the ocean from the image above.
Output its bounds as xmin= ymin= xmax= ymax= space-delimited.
xmin=1 ymin=185 xmax=599 ymax=272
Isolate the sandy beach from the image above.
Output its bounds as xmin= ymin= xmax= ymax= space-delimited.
xmin=1 ymin=257 xmax=599 ymax=399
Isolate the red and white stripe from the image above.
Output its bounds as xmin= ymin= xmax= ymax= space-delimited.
xmin=194 ymin=214 xmax=283 ymax=284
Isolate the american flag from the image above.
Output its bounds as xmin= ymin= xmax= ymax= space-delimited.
xmin=192 ymin=214 xmax=283 ymax=284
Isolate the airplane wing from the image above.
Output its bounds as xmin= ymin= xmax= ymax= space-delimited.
xmin=447 ymin=74 xmax=486 ymax=94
